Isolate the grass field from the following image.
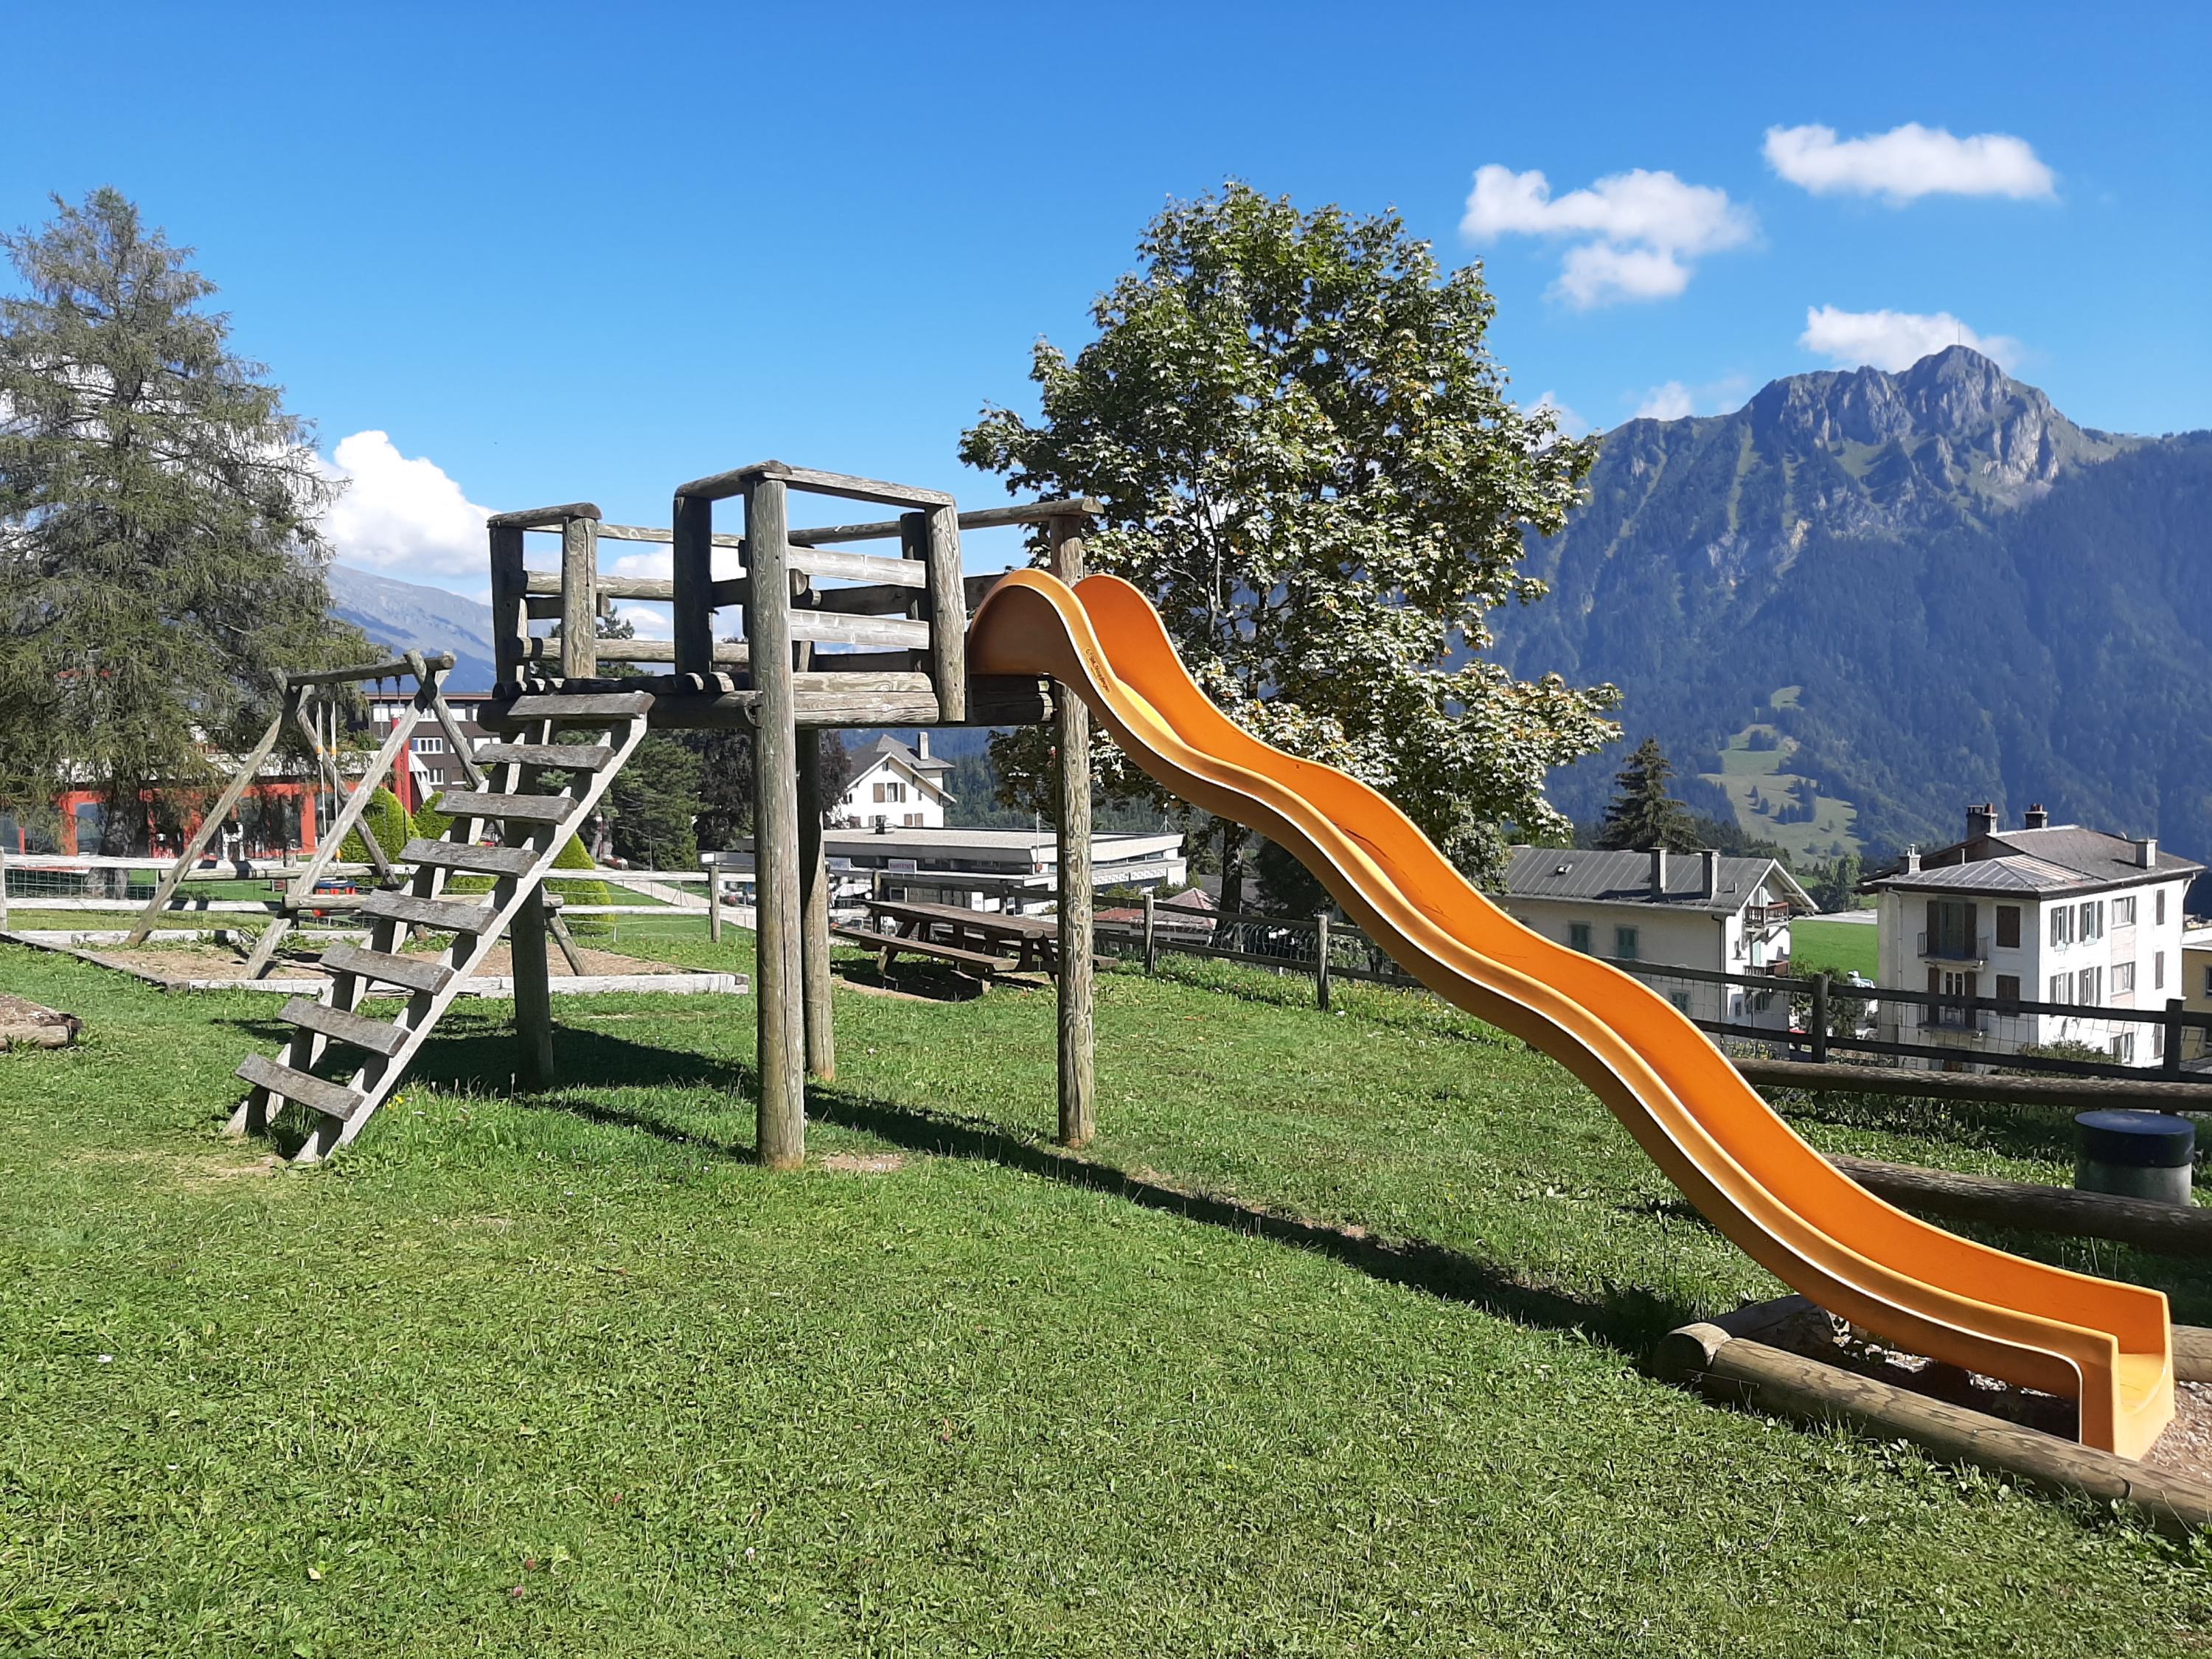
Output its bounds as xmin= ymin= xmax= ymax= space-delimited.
xmin=1791 ymin=917 xmax=1879 ymax=980
xmin=1 ymin=928 xmax=2206 ymax=1655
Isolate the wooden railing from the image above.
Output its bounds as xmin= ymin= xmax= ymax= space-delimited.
xmin=485 ymin=470 xmax=1100 ymax=725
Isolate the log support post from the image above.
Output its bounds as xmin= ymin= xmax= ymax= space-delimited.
xmin=745 ymin=477 xmax=807 ymax=1168
xmin=1809 ymin=975 xmax=1829 ymax=1063
xmin=1315 ymin=911 xmax=1332 ymax=1012
xmin=1050 ymin=513 xmax=1096 ymax=1148
xmin=799 ymin=737 xmax=835 ymax=1081
xmin=1142 ymin=891 xmax=1157 ymax=975
xmin=560 ymin=515 xmax=600 ymax=679
xmin=488 ymin=524 xmax=529 ymax=686
xmin=512 ymin=887 xmax=555 ymax=1089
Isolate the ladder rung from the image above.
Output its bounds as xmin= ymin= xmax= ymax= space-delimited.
xmin=473 ymin=742 xmax=615 ymax=771
xmin=319 ymin=942 xmax=455 ymax=996
xmin=361 ymin=889 xmax=496 ymax=934
xmin=400 ymin=838 xmax=538 ymax=877
xmin=436 ymin=790 xmax=577 ymax=824
xmin=502 ymin=692 xmax=653 ymax=721
xmin=235 ymin=1052 xmax=363 ymax=1121
xmin=280 ymin=996 xmax=408 ymax=1058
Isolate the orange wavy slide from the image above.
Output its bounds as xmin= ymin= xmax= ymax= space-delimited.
xmin=969 ymin=569 xmax=2174 ymax=1458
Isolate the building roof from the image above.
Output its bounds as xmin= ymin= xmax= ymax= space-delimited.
xmin=1868 ymin=824 xmax=2203 ymax=895
xmin=860 ymin=733 xmax=952 ymax=776
xmin=1498 ymin=846 xmax=1811 ymax=915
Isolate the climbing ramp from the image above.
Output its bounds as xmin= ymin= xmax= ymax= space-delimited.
xmin=965 ymin=568 xmax=2176 ymax=1460
xmin=229 ymin=690 xmax=652 ymax=1164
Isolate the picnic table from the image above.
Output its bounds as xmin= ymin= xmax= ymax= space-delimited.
xmin=837 ymin=899 xmax=1065 ymax=978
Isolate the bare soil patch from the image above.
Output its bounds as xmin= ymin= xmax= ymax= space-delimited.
xmin=818 ymin=1151 xmax=908 ymax=1175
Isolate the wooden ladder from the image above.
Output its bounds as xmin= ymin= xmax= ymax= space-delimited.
xmin=225 ymin=690 xmax=654 ymax=1163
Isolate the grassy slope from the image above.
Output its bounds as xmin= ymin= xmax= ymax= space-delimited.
xmin=0 ymin=934 xmax=2205 ymax=1656
xmin=1792 ymin=919 xmax=1880 ymax=980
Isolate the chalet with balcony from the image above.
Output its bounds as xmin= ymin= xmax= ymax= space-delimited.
xmin=1865 ymin=802 xmax=2202 ymax=1068
xmin=1494 ymin=846 xmax=1812 ymax=1030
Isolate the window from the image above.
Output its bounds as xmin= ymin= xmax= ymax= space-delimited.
xmin=902 ymin=813 xmax=922 ymax=827
xmin=2114 ymin=961 xmax=2136 ymax=995
xmin=2112 ymin=1032 xmax=2137 ymax=1065
xmin=873 ymin=782 xmax=888 ymax=803
xmin=2048 ymin=972 xmax=2073 ymax=1004
xmin=1615 ymin=926 xmax=1640 ymax=961
xmin=1995 ymin=973 xmax=2021 ymax=1009
xmin=1569 ymin=922 xmax=1593 ymax=953
xmin=1669 ymin=991 xmax=1691 ymax=1015
xmin=2079 ymin=900 xmax=2103 ymax=942
xmin=2157 ymin=888 xmax=2168 ymax=925
xmin=2155 ymin=951 xmax=2166 ymax=990
xmin=2077 ymin=964 xmax=2102 ymax=1005
xmin=1995 ymin=905 xmax=2020 ymax=948
xmin=2113 ymin=895 xmax=2137 ymax=927
xmin=889 ymin=782 xmax=905 ymax=803
xmin=411 ymin=735 xmax=445 ymax=754
xmin=2050 ymin=905 xmax=2073 ymax=947
xmin=1925 ymin=898 xmax=1976 ymax=957
xmin=2204 ymin=963 xmax=2212 ymax=998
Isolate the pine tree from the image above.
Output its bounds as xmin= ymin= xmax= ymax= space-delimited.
xmin=1595 ymin=738 xmax=1700 ymax=852
xmin=0 ymin=189 xmax=365 ymax=850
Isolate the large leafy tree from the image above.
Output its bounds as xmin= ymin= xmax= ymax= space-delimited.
xmin=0 ymin=189 xmax=363 ymax=851
xmin=1595 ymin=737 xmax=1701 ymax=852
xmin=961 ymin=183 xmax=1618 ymax=904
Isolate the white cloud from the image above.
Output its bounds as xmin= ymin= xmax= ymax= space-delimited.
xmin=1764 ymin=123 xmax=2056 ymax=204
xmin=320 ymin=431 xmax=490 ymax=580
xmin=613 ymin=604 xmax=674 ymax=641
xmin=1635 ymin=381 xmax=1697 ymax=420
xmin=1463 ymin=164 xmax=1756 ymax=307
xmin=1526 ymin=390 xmax=1590 ymax=440
xmin=1798 ymin=305 xmax=2023 ymax=372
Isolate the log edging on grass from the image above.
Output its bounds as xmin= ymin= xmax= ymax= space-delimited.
xmin=1827 ymin=1152 xmax=2212 ymax=1258
xmin=1656 ymin=1300 xmax=2212 ymax=1540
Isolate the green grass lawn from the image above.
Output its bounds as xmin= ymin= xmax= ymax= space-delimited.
xmin=0 ymin=931 xmax=2205 ymax=1656
xmin=1792 ymin=917 xmax=1879 ymax=980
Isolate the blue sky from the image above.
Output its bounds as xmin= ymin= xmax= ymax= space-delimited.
xmin=4 ymin=1 xmax=2205 ymax=608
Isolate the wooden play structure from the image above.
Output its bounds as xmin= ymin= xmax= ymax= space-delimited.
xmin=225 ymin=461 xmax=1105 ymax=1164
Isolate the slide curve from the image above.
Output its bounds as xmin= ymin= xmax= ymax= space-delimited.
xmin=969 ymin=569 xmax=2174 ymax=1458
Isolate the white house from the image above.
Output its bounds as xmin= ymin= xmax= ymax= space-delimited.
xmin=1864 ymin=803 xmax=2202 ymax=1070
xmin=835 ymin=732 xmax=955 ymax=830
xmin=1494 ymin=846 xmax=1812 ymax=1032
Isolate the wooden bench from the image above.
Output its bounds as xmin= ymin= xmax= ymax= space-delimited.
xmin=830 ymin=924 xmax=1012 ymax=975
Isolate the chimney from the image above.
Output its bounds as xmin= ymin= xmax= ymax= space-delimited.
xmin=916 ymin=730 xmax=931 ymax=760
xmin=1904 ymin=845 xmax=1921 ymax=874
xmin=2023 ymin=803 xmax=2048 ymax=830
xmin=1649 ymin=847 xmax=1669 ymax=899
xmin=1966 ymin=803 xmax=1995 ymax=839
xmin=2135 ymin=837 xmax=2157 ymax=869
xmin=1700 ymin=849 xmax=1718 ymax=900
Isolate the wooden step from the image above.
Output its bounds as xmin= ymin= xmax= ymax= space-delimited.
xmin=280 ymin=995 xmax=408 ymax=1058
xmin=360 ymin=889 xmax=495 ymax=935
xmin=235 ymin=1052 xmax=362 ymax=1121
xmin=319 ymin=942 xmax=455 ymax=996
xmin=400 ymin=838 xmax=539 ymax=877
xmin=436 ymin=790 xmax=577 ymax=825
xmin=503 ymin=692 xmax=653 ymax=721
xmin=472 ymin=741 xmax=615 ymax=771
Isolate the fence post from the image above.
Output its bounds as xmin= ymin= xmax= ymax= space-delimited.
xmin=1142 ymin=891 xmax=1157 ymax=975
xmin=0 ymin=838 xmax=9 ymax=931
xmin=708 ymin=856 xmax=723 ymax=945
xmin=1315 ymin=911 xmax=1332 ymax=1012
xmin=1809 ymin=975 xmax=1829 ymax=1064
xmin=2166 ymin=998 xmax=2185 ymax=1077
xmin=1049 ymin=512 xmax=1095 ymax=1149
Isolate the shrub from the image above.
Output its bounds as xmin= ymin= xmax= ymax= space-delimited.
xmin=411 ymin=792 xmax=610 ymax=917
xmin=339 ymin=787 xmax=410 ymax=865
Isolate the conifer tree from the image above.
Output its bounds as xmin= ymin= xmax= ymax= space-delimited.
xmin=0 ymin=189 xmax=364 ymax=850
xmin=1595 ymin=737 xmax=1700 ymax=851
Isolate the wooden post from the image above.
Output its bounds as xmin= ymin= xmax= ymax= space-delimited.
xmin=1809 ymin=975 xmax=1830 ymax=1063
xmin=511 ymin=888 xmax=555 ymax=1089
xmin=924 ymin=504 xmax=967 ymax=723
xmin=671 ymin=492 xmax=716 ymax=678
xmin=1315 ymin=911 xmax=1332 ymax=1012
xmin=560 ymin=515 xmax=599 ymax=679
xmin=1049 ymin=513 xmax=1095 ymax=1148
xmin=1142 ymin=891 xmax=1157 ymax=975
xmin=489 ymin=524 xmax=529 ymax=685
xmin=745 ymin=477 xmax=806 ymax=1169
xmin=708 ymin=856 xmax=723 ymax=945
xmin=798 ymin=737 xmax=835 ymax=1081
xmin=2166 ymin=998 xmax=2185 ymax=1077
xmin=0 ymin=836 xmax=9 ymax=931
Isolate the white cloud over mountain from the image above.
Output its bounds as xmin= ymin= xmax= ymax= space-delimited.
xmin=319 ymin=431 xmax=490 ymax=580
xmin=1461 ymin=164 xmax=1756 ymax=307
xmin=1764 ymin=123 xmax=2056 ymax=204
xmin=1799 ymin=305 xmax=2023 ymax=372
